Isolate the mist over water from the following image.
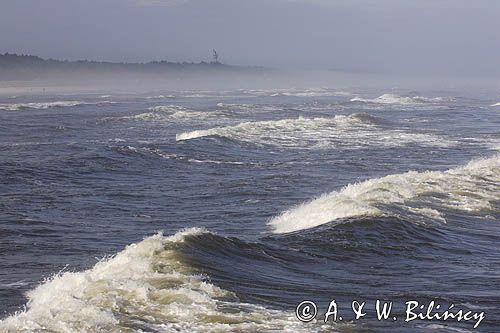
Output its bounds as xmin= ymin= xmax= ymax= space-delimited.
xmin=2 ymin=0 xmax=500 ymax=77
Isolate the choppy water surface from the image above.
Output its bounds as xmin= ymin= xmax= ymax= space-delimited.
xmin=0 ymin=87 xmax=499 ymax=332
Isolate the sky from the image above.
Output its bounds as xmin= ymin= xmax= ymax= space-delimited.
xmin=1 ymin=0 xmax=499 ymax=75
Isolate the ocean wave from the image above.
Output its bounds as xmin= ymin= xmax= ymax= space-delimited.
xmin=216 ymin=102 xmax=255 ymax=110
xmin=491 ymin=102 xmax=500 ymax=107
xmin=0 ymin=281 xmax=29 ymax=289
xmin=277 ymin=90 xmax=352 ymax=97
xmin=114 ymin=145 xmax=179 ymax=160
xmin=241 ymin=88 xmax=352 ymax=98
xmin=269 ymin=155 xmax=500 ymax=233
xmin=146 ymin=95 xmax=176 ymax=99
xmin=176 ymin=114 xmax=456 ymax=149
xmin=216 ymin=102 xmax=282 ymax=113
xmin=107 ymin=105 xmax=227 ymax=122
xmin=114 ymin=145 xmax=258 ymax=166
xmin=350 ymin=94 xmax=453 ymax=105
xmin=0 ymin=101 xmax=115 ymax=111
xmin=216 ymin=102 xmax=286 ymax=115
xmin=0 ymin=228 xmax=312 ymax=333
xmin=186 ymin=158 xmax=247 ymax=165
xmin=148 ymin=105 xmax=221 ymax=119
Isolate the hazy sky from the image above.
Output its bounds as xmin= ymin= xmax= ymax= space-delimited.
xmin=1 ymin=0 xmax=499 ymax=75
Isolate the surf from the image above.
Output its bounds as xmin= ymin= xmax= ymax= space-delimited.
xmin=106 ymin=105 xmax=228 ymax=122
xmin=269 ymin=154 xmax=500 ymax=233
xmin=176 ymin=114 xmax=456 ymax=149
xmin=0 ymin=228 xmax=312 ymax=333
xmin=350 ymin=94 xmax=453 ymax=105
xmin=0 ymin=101 xmax=115 ymax=111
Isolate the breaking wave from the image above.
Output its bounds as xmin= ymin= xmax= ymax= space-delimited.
xmin=241 ymin=88 xmax=352 ymax=98
xmin=176 ymin=114 xmax=456 ymax=149
xmin=216 ymin=103 xmax=282 ymax=113
xmin=350 ymin=94 xmax=453 ymax=105
xmin=145 ymin=95 xmax=176 ymax=99
xmin=0 ymin=228 xmax=312 ymax=333
xmin=491 ymin=102 xmax=500 ymax=107
xmin=269 ymin=155 xmax=500 ymax=233
xmin=274 ymin=89 xmax=352 ymax=97
xmin=108 ymin=105 xmax=228 ymax=122
xmin=0 ymin=101 xmax=115 ymax=111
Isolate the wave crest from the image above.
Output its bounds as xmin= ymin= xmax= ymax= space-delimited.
xmin=269 ymin=155 xmax=500 ymax=233
xmin=0 ymin=101 xmax=115 ymax=111
xmin=109 ymin=105 xmax=227 ymax=122
xmin=350 ymin=94 xmax=453 ymax=105
xmin=176 ymin=114 xmax=455 ymax=149
xmin=0 ymin=228 xmax=310 ymax=332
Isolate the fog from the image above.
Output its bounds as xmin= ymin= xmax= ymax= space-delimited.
xmin=1 ymin=0 xmax=500 ymax=77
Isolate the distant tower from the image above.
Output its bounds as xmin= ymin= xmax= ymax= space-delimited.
xmin=212 ymin=49 xmax=219 ymax=64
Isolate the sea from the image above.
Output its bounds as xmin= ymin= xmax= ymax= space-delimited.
xmin=0 ymin=86 xmax=499 ymax=332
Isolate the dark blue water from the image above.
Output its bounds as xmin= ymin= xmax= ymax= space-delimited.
xmin=0 ymin=88 xmax=499 ymax=332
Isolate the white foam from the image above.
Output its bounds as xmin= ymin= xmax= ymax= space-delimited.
xmin=350 ymin=94 xmax=453 ymax=105
xmin=0 ymin=101 xmax=113 ymax=111
xmin=176 ymin=114 xmax=456 ymax=149
xmin=269 ymin=155 xmax=500 ymax=233
xmin=148 ymin=105 xmax=189 ymax=112
xmin=149 ymin=105 xmax=229 ymax=119
xmin=146 ymin=95 xmax=175 ymax=99
xmin=186 ymin=158 xmax=247 ymax=165
xmin=0 ymin=281 xmax=29 ymax=288
xmin=117 ymin=145 xmax=179 ymax=159
xmin=117 ymin=111 xmax=165 ymax=121
xmin=114 ymin=105 xmax=227 ymax=122
xmin=0 ymin=228 xmax=316 ymax=332
xmin=216 ymin=103 xmax=283 ymax=115
xmin=280 ymin=89 xmax=351 ymax=97
xmin=169 ymin=110 xmax=225 ymax=120
xmin=118 ymin=145 xmax=254 ymax=166
xmin=217 ymin=102 xmax=254 ymax=109
xmin=241 ymin=88 xmax=352 ymax=98
xmin=491 ymin=102 xmax=500 ymax=107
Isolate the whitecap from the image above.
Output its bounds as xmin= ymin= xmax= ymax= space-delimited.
xmin=145 ymin=95 xmax=175 ymax=99
xmin=350 ymin=94 xmax=453 ymax=105
xmin=0 ymin=101 xmax=116 ymax=111
xmin=269 ymin=155 xmax=500 ymax=233
xmin=0 ymin=229 xmax=315 ymax=332
xmin=108 ymin=105 xmax=227 ymax=122
xmin=176 ymin=114 xmax=456 ymax=149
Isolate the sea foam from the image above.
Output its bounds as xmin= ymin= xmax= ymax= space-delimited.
xmin=0 ymin=228 xmax=314 ymax=332
xmin=350 ymin=94 xmax=452 ymax=105
xmin=269 ymin=155 xmax=500 ymax=233
xmin=109 ymin=105 xmax=227 ymax=122
xmin=0 ymin=101 xmax=114 ymax=111
xmin=176 ymin=114 xmax=456 ymax=149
